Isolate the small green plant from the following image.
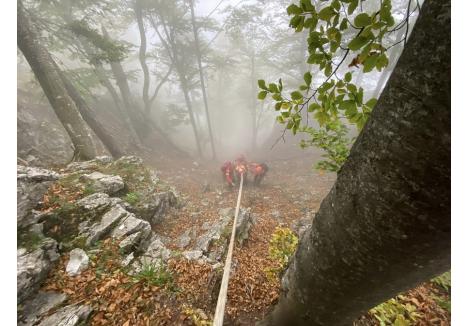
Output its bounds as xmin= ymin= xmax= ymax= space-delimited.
xmin=124 ymin=192 xmax=140 ymax=205
xmin=432 ymin=294 xmax=451 ymax=313
xmin=83 ymin=183 xmax=95 ymax=196
xmin=265 ymin=227 xmax=298 ymax=280
xmin=369 ymin=296 xmax=421 ymax=326
xmin=182 ymin=304 xmax=212 ymax=326
xmin=133 ymin=262 xmax=174 ymax=288
xmin=431 ymin=271 xmax=451 ymax=292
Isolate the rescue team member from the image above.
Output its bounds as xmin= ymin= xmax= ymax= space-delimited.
xmin=248 ymin=162 xmax=268 ymax=186
xmin=233 ymin=155 xmax=248 ymax=185
xmin=221 ymin=161 xmax=234 ymax=187
xmin=221 ymin=155 xmax=268 ymax=187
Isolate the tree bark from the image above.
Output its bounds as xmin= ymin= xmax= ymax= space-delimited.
xmin=17 ymin=0 xmax=96 ymax=160
xmin=152 ymin=16 xmax=203 ymax=157
xmin=260 ymin=1 xmax=450 ymax=325
xmin=101 ymin=26 xmax=151 ymax=141
xmin=189 ymin=0 xmax=217 ymax=160
xmin=134 ymin=0 xmax=151 ymax=114
xmin=55 ymin=64 xmax=125 ymax=158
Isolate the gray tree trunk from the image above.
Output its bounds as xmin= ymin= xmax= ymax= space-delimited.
xmin=260 ymin=1 xmax=450 ymax=325
xmin=189 ymin=0 xmax=217 ymax=160
xmin=17 ymin=0 xmax=96 ymax=160
xmin=134 ymin=0 xmax=151 ymax=114
xmin=101 ymin=26 xmax=151 ymax=142
xmin=55 ymin=64 xmax=125 ymax=158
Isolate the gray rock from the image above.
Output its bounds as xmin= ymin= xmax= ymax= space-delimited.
xmin=17 ymin=165 xmax=59 ymax=227
xmin=80 ymin=172 xmax=124 ymax=195
xmin=121 ymin=252 xmax=134 ymax=267
xmin=65 ymin=156 xmax=112 ymax=172
xmin=17 ymin=238 xmax=58 ymax=303
xmin=37 ymin=304 xmax=92 ymax=326
xmin=111 ymin=213 xmax=151 ymax=239
xmin=182 ymin=250 xmax=203 ymax=261
xmin=132 ymin=191 xmax=178 ymax=225
xmin=118 ymin=227 xmax=152 ymax=254
xmin=114 ymin=156 xmax=143 ymax=166
xmin=66 ymin=249 xmax=89 ymax=276
xmin=235 ymin=208 xmax=254 ymax=245
xmin=76 ymin=193 xmax=111 ymax=212
xmin=195 ymin=211 xmax=232 ymax=254
xmin=86 ymin=205 xmax=128 ymax=246
xmin=131 ymin=238 xmax=172 ymax=273
xmin=18 ymin=291 xmax=68 ymax=326
xmin=177 ymin=228 xmax=195 ymax=249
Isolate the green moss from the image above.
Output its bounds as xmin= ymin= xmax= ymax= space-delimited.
xmin=124 ymin=192 xmax=140 ymax=205
xmin=18 ymin=229 xmax=44 ymax=252
xmin=132 ymin=262 xmax=174 ymax=289
xmin=431 ymin=271 xmax=451 ymax=292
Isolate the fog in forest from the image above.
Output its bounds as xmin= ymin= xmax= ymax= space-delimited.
xmin=17 ymin=0 xmax=418 ymax=167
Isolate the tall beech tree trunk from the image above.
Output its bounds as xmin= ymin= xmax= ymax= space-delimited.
xmin=101 ymin=27 xmax=151 ymax=142
xmin=134 ymin=0 xmax=151 ymax=114
xmin=79 ymin=42 xmax=141 ymax=146
xmin=260 ymin=1 xmax=450 ymax=325
xmin=55 ymin=65 xmax=125 ymax=158
xmin=17 ymin=0 xmax=96 ymax=160
xmin=189 ymin=0 xmax=217 ymax=160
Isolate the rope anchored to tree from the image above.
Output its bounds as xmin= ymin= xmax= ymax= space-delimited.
xmin=213 ymin=173 xmax=244 ymax=326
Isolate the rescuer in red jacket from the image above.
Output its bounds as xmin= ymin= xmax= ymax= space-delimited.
xmin=221 ymin=161 xmax=234 ymax=187
xmin=248 ymin=162 xmax=269 ymax=186
xmin=233 ymin=155 xmax=248 ymax=185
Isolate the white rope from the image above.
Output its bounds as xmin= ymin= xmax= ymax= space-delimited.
xmin=213 ymin=173 xmax=244 ymax=326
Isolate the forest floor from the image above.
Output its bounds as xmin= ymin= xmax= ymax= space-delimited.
xmin=39 ymin=155 xmax=450 ymax=325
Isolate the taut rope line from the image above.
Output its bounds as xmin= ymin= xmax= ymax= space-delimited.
xmin=213 ymin=173 xmax=244 ymax=326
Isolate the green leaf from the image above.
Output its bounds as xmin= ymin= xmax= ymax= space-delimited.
xmin=258 ymin=79 xmax=267 ymax=90
xmin=331 ymin=0 xmax=341 ymax=10
xmin=275 ymin=102 xmax=282 ymax=111
xmin=300 ymin=0 xmax=314 ymax=11
xmin=304 ymin=71 xmax=312 ymax=86
xmin=365 ymin=98 xmax=378 ymax=109
xmin=345 ymin=72 xmax=352 ymax=82
xmin=287 ymin=4 xmax=303 ymax=15
xmin=354 ymin=13 xmax=372 ymax=28
xmin=324 ymin=63 xmax=333 ymax=77
xmin=318 ymin=6 xmax=335 ymax=21
xmin=299 ymin=85 xmax=309 ymax=91
xmin=314 ymin=110 xmax=329 ymax=126
xmin=272 ymin=93 xmax=283 ymax=101
xmin=278 ymin=78 xmax=283 ymax=91
xmin=376 ymin=54 xmax=389 ymax=71
xmin=291 ymin=91 xmax=303 ymax=100
xmin=308 ymin=103 xmax=321 ymax=112
xmin=258 ymin=90 xmax=267 ymax=100
xmin=363 ymin=54 xmax=379 ymax=72
xmin=348 ymin=0 xmax=358 ymax=15
xmin=348 ymin=36 xmax=369 ymax=51
xmin=339 ymin=18 xmax=348 ymax=31
xmin=269 ymin=83 xmax=279 ymax=93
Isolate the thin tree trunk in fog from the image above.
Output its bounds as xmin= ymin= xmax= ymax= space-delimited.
xmin=152 ymin=17 xmax=203 ymax=157
xmin=17 ymin=0 xmax=96 ymax=160
xmin=189 ymin=0 xmax=217 ymax=160
xmin=260 ymin=1 xmax=450 ymax=325
xmin=80 ymin=42 xmax=141 ymax=146
xmin=134 ymin=0 xmax=151 ymax=114
xmin=101 ymin=26 xmax=150 ymax=142
xmin=55 ymin=63 xmax=125 ymax=158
